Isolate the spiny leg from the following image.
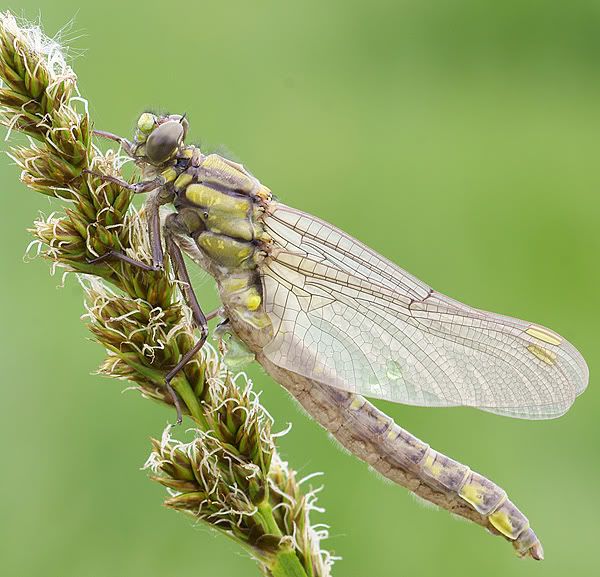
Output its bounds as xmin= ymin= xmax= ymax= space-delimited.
xmin=83 ymin=170 xmax=168 ymax=271
xmin=87 ymin=250 xmax=161 ymax=271
xmin=144 ymin=189 xmax=169 ymax=270
xmin=206 ymin=308 xmax=224 ymax=322
xmin=83 ymin=169 xmax=165 ymax=194
xmin=163 ymin=215 xmax=209 ymax=424
xmin=92 ymin=129 xmax=134 ymax=155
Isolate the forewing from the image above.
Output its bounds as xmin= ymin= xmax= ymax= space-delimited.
xmin=260 ymin=203 xmax=588 ymax=419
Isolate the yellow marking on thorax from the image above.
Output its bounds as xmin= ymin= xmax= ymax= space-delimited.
xmin=527 ymin=344 xmax=557 ymax=365
xmin=220 ymin=273 xmax=265 ymax=317
xmin=181 ymin=148 xmax=194 ymax=159
xmin=246 ymin=293 xmax=262 ymax=311
xmin=221 ymin=274 xmax=253 ymax=294
xmin=237 ymin=287 xmax=261 ymax=311
xmin=526 ymin=326 xmax=562 ymax=346
xmin=161 ymin=166 xmax=178 ymax=182
xmin=174 ymin=172 xmax=193 ymax=191
xmin=205 ymin=212 xmax=254 ymax=242
xmin=186 ymin=183 xmax=251 ymax=215
xmin=197 ymin=233 xmax=254 ymax=269
xmin=201 ymin=154 xmax=256 ymax=193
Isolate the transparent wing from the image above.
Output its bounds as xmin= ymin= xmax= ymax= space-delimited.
xmin=260 ymin=203 xmax=588 ymax=419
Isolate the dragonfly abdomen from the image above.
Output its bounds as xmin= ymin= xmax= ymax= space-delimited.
xmin=416 ymin=444 xmax=542 ymax=558
xmin=248 ymin=351 xmax=544 ymax=560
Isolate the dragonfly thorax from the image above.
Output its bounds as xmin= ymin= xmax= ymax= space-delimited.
xmin=152 ymin=140 xmax=274 ymax=335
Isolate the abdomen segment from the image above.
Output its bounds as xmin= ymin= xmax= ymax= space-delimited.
xmin=257 ymin=353 xmax=543 ymax=560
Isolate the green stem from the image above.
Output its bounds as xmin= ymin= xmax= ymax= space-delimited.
xmin=257 ymin=500 xmax=281 ymax=535
xmin=257 ymin=501 xmax=308 ymax=577
xmin=270 ymin=549 xmax=309 ymax=577
xmin=171 ymin=375 xmax=208 ymax=429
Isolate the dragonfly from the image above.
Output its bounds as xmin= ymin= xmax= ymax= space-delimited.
xmin=90 ymin=112 xmax=589 ymax=561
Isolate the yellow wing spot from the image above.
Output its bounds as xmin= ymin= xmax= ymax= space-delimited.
xmin=527 ymin=344 xmax=557 ymax=366
xmin=489 ymin=509 xmax=514 ymax=538
xmin=526 ymin=326 xmax=562 ymax=346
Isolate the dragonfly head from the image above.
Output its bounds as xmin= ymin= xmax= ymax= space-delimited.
xmin=130 ymin=112 xmax=189 ymax=166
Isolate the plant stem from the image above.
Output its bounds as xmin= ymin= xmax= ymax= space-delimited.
xmin=171 ymin=375 xmax=208 ymax=428
xmin=270 ymin=550 xmax=310 ymax=577
xmin=257 ymin=501 xmax=308 ymax=577
xmin=0 ymin=11 xmax=334 ymax=577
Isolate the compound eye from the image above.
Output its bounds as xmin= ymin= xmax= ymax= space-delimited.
xmin=145 ymin=120 xmax=184 ymax=164
xmin=168 ymin=114 xmax=189 ymax=138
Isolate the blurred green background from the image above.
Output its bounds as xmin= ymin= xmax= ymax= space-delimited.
xmin=1 ymin=1 xmax=599 ymax=576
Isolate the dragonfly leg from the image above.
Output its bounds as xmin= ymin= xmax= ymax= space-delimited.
xmin=93 ymin=129 xmax=134 ymax=156
xmin=87 ymin=249 xmax=162 ymax=271
xmin=165 ymin=231 xmax=209 ymax=333
xmin=88 ymin=187 xmax=172 ymax=271
xmin=83 ymin=169 xmax=164 ymax=194
xmin=214 ymin=317 xmax=232 ymax=356
xmin=143 ymin=188 xmax=176 ymax=270
xmin=162 ymin=214 xmax=209 ymax=424
xmin=206 ymin=307 xmax=225 ymax=322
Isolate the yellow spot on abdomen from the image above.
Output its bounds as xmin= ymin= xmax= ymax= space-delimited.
xmin=489 ymin=509 xmax=514 ymax=538
xmin=526 ymin=326 xmax=562 ymax=346
xmin=421 ymin=450 xmax=443 ymax=478
xmin=527 ymin=344 xmax=557 ymax=365
xmin=460 ymin=482 xmax=484 ymax=507
xmin=350 ymin=397 xmax=366 ymax=411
